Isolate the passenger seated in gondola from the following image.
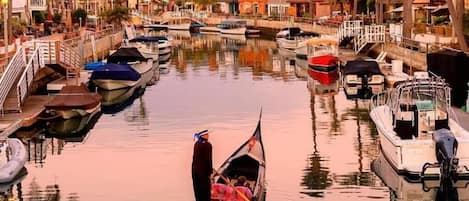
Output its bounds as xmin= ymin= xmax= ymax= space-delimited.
xmin=233 ymin=176 xmax=253 ymax=201
xmin=211 ymin=183 xmax=234 ymax=201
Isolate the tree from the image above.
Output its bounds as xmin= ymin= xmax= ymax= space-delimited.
xmin=352 ymin=0 xmax=358 ymax=19
xmin=53 ymin=11 xmax=62 ymax=24
xmin=193 ymin=0 xmax=217 ymax=10
xmin=447 ymin=0 xmax=468 ymax=51
xmin=403 ymin=0 xmax=412 ymax=38
xmin=33 ymin=11 xmax=46 ymax=24
xmin=72 ymin=8 xmax=87 ymax=26
xmin=103 ymin=7 xmax=130 ymax=24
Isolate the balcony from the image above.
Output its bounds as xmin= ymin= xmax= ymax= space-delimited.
xmin=30 ymin=0 xmax=47 ymax=11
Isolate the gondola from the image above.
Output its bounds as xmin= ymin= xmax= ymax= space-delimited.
xmin=212 ymin=114 xmax=266 ymax=201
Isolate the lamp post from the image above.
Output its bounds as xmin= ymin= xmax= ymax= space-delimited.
xmin=2 ymin=0 xmax=8 ymax=63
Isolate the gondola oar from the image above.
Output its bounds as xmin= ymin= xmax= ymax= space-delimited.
xmin=212 ymin=168 xmax=250 ymax=201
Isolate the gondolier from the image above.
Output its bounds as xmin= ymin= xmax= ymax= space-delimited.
xmin=192 ymin=129 xmax=213 ymax=201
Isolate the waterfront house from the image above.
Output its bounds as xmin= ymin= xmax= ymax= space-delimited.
xmin=238 ymin=0 xmax=267 ymax=15
xmin=266 ymin=0 xmax=290 ymax=18
xmin=285 ymin=0 xmax=332 ymax=18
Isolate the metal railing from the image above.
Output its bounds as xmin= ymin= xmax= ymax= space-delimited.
xmin=60 ymin=38 xmax=81 ymax=79
xmin=338 ymin=20 xmax=363 ymax=41
xmin=0 ymin=47 xmax=26 ymax=113
xmin=23 ymin=40 xmax=59 ymax=64
xmin=353 ymin=24 xmax=385 ymax=52
xmin=16 ymin=47 xmax=43 ymax=110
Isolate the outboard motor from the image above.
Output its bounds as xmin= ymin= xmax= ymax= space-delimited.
xmin=433 ymin=128 xmax=459 ymax=181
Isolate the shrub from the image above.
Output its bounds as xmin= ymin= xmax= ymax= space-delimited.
xmin=33 ymin=11 xmax=46 ymax=24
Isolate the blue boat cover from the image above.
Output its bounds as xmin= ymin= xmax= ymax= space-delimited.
xmin=128 ymin=36 xmax=160 ymax=43
xmin=107 ymin=47 xmax=146 ymax=63
xmin=90 ymin=63 xmax=141 ymax=81
xmin=85 ymin=61 xmax=105 ymax=70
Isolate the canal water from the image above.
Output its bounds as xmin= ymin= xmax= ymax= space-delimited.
xmin=5 ymin=32 xmax=462 ymax=201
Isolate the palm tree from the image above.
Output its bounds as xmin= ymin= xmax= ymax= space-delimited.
xmin=104 ymin=7 xmax=131 ymax=24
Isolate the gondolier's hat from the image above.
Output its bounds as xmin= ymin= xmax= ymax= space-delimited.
xmin=194 ymin=129 xmax=210 ymax=141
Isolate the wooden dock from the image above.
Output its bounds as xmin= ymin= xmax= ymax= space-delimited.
xmin=0 ymin=95 xmax=52 ymax=138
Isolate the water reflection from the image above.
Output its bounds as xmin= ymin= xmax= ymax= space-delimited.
xmin=301 ymin=90 xmax=332 ymax=197
xmin=372 ymin=153 xmax=469 ymax=201
xmin=2 ymin=34 xmax=449 ymax=201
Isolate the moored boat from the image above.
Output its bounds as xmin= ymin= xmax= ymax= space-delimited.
xmin=343 ymin=60 xmax=384 ymax=85
xmin=44 ymin=85 xmax=101 ymax=119
xmin=219 ymin=19 xmax=247 ymax=35
xmin=91 ymin=63 xmax=142 ymax=90
xmin=108 ymin=47 xmax=153 ymax=74
xmin=128 ymin=36 xmax=160 ymax=61
xmin=370 ymin=76 xmax=469 ymax=180
xmin=212 ymin=114 xmax=266 ymax=201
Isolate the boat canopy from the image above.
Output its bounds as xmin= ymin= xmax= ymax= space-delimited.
xmin=128 ymin=36 xmax=161 ymax=43
xmin=90 ymin=63 xmax=141 ymax=81
xmin=107 ymin=47 xmax=147 ymax=63
xmin=343 ymin=60 xmax=383 ymax=75
xmin=45 ymin=85 xmax=101 ymax=110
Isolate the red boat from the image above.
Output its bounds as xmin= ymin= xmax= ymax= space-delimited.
xmin=307 ymin=68 xmax=339 ymax=85
xmin=308 ymin=55 xmax=338 ymax=66
xmin=307 ymin=54 xmax=339 ymax=85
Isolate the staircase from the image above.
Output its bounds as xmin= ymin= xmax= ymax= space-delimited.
xmin=59 ymin=38 xmax=81 ymax=81
xmin=353 ymin=25 xmax=385 ymax=53
xmin=0 ymin=47 xmax=27 ymax=113
xmin=337 ymin=20 xmax=386 ymax=53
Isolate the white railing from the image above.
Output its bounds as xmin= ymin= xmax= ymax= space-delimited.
xmin=365 ymin=25 xmax=386 ymax=43
xmin=338 ymin=20 xmax=363 ymax=41
xmin=59 ymin=38 xmax=81 ymax=79
xmin=353 ymin=24 xmax=385 ymax=53
xmin=0 ymin=47 xmax=26 ymax=113
xmin=16 ymin=47 xmax=43 ymax=110
xmin=24 ymin=40 xmax=58 ymax=64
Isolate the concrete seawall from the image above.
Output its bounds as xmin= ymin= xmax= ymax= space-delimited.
xmin=82 ymin=31 xmax=124 ymax=63
xmin=204 ymin=17 xmax=337 ymax=35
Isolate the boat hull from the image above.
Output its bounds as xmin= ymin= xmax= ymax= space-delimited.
xmin=307 ymin=68 xmax=339 ymax=85
xmin=344 ymin=74 xmax=385 ymax=85
xmin=53 ymin=103 xmax=101 ymax=119
xmin=168 ymin=23 xmax=191 ymax=30
xmin=131 ymin=60 xmax=153 ymax=74
xmin=277 ymin=38 xmax=298 ymax=50
xmin=220 ymin=27 xmax=246 ymax=35
xmin=93 ymin=79 xmax=140 ymax=90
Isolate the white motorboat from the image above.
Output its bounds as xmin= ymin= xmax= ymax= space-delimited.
xmin=343 ymin=60 xmax=385 ymax=86
xmin=127 ymin=36 xmax=160 ymax=62
xmin=276 ymin=27 xmax=302 ymax=38
xmin=218 ymin=19 xmax=247 ymax=35
xmin=0 ymin=139 xmax=27 ymax=183
xmin=370 ymin=77 xmax=469 ymax=180
xmin=343 ymin=83 xmax=384 ymax=100
xmin=295 ymin=37 xmax=337 ymax=60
